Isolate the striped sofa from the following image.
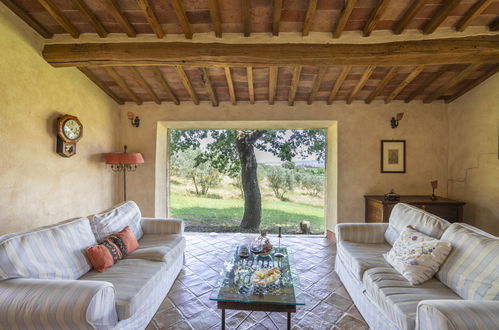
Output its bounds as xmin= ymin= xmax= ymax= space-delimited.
xmin=0 ymin=201 xmax=185 ymax=330
xmin=336 ymin=203 xmax=499 ymax=330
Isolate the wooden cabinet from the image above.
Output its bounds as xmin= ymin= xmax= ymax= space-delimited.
xmin=364 ymin=195 xmax=465 ymax=223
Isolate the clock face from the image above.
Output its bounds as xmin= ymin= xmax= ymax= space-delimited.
xmin=63 ymin=119 xmax=82 ymax=140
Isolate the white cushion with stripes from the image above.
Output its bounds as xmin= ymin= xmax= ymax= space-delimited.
xmin=89 ymin=201 xmax=143 ymax=242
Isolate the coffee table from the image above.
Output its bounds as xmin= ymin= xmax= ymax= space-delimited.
xmin=210 ymin=246 xmax=304 ymax=329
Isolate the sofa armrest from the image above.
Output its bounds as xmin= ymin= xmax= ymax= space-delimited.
xmin=0 ymin=278 xmax=118 ymax=330
xmin=336 ymin=223 xmax=389 ymax=243
xmin=417 ymin=300 xmax=499 ymax=330
xmin=141 ymin=217 xmax=184 ymax=235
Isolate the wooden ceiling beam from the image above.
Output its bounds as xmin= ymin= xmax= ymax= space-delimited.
xmin=456 ymin=0 xmax=493 ymax=32
xmin=37 ymin=0 xmax=79 ymax=38
xmin=104 ymin=67 xmax=142 ymax=105
xmin=385 ymin=65 xmax=425 ymax=103
xmin=105 ymin=0 xmax=136 ymax=37
xmin=0 ymin=0 xmax=53 ymax=38
xmin=423 ymin=0 xmax=462 ymax=34
xmin=347 ymin=66 xmax=375 ymax=104
xmin=302 ymin=0 xmax=318 ymax=36
xmin=137 ymin=0 xmax=164 ymax=38
xmin=363 ymin=0 xmax=391 ymax=37
xmin=327 ymin=66 xmax=351 ymax=104
xmin=242 ymin=0 xmax=251 ymax=37
xmin=393 ymin=0 xmax=426 ymax=35
xmin=288 ymin=66 xmax=302 ymax=106
xmin=224 ymin=66 xmax=237 ymax=105
xmin=490 ymin=17 xmax=499 ymax=31
xmin=269 ymin=66 xmax=278 ymax=104
xmin=405 ymin=66 xmax=447 ymax=103
xmin=199 ymin=68 xmax=218 ymax=107
xmin=365 ymin=66 xmax=399 ymax=104
xmin=69 ymin=0 xmax=107 ymax=37
xmin=78 ymin=67 xmax=124 ymax=104
xmin=171 ymin=0 xmax=193 ymax=39
xmin=175 ymin=66 xmax=199 ymax=105
xmin=130 ymin=67 xmax=161 ymax=104
xmin=247 ymin=66 xmax=255 ymax=104
xmin=445 ymin=64 xmax=499 ymax=103
xmin=151 ymin=67 xmax=179 ymax=105
xmin=272 ymin=0 xmax=283 ymax=36
xmin=333 ymin=0 xmax=357 ymax=38
xmin=208 ymin=0 xmax=223 ymax=38
xmin=308 ymin=67 xmax=327 ymax=105
xmin=424 ymin=63 xmax=482 ymax=103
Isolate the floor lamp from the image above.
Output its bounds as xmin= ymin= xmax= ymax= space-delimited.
xmin=106 ymin=145 xmax=144 ymax=201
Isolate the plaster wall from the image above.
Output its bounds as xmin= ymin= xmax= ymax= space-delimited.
xmin=447 ymin=73 xmax=499 ymax=236
xmin=0 ymin=4 xmax=120 ymax=235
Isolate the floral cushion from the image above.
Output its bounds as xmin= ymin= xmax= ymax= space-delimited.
xmin=384 ymin=226 xmax=452 ymax=285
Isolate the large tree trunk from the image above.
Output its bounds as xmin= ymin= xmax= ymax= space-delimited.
xmin=236 ymin=130 xmax=265 ymax=229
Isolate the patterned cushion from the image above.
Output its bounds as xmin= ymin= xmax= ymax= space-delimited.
xmin=384 ymin=226 xmax=452 ymax=285
xmin=127 ymin=234 xmax=185 ymax=269
xmin=89 ymin=201 xmax=143 ymax=242
xmin=437 ymin=223 xmax=499 ymax=300
xmin=0 ymin=217 xmax=96 ymax=280
xmin=337 ymin=241 xmax=391 ymax=281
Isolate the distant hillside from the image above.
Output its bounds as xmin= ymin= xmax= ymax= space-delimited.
xmin=259 ymin=160 xmax=325 ymax=168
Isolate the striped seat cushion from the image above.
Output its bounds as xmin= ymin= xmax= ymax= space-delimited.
xmin=337 ymin=241 xmax=391 ymax=281
xmin=0 ymin=217 xmax=96 ymax=280
xmin=436 ymin=223 xmax=499 ymax=300
xmin=89 ymin=201 xmax=143 ymax=243
xmin=126 ymin=234 xmax=185 ymax=269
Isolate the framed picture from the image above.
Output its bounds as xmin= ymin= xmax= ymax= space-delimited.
xmin=381 ymin=140 xmax=406 ymax=173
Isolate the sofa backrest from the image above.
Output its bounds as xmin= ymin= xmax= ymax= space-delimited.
xmin=88 ymin=201 xmax=143 ymax=242
xmin=436 ymin=223 xmax=498 ymax=300
xmin=384 ymin=203 xmax=450 ymax=245
xmin=0 ymin=217 xmax=96 ymax=281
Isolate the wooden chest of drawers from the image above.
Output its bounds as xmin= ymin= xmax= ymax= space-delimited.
xmin=364 ymin=195 xmax=465 ymax=223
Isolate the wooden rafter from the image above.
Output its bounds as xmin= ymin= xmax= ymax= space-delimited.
xmin=456 ymin=0 xmax=493 ymax=32
xmin=272 ymin=0 xmax=283 ymax=36
xmin=288 ymin=66 xmax=302 ymax=106
xmin=302 ymin=0 xmax=318 ymax=36
xmin=130 ymin=67 xmax=160 ymax=104
xmin=424 ymin=63 xmax=482 ymax=103
xmin=37 ymin=0 xmax=79 ymax=38
xmin=327 ymin=66 xmax=351 ymax=104
xmin=490 ymin=17 xmax=499 ymax=31
xmin=385 ymin=65 xmax=425 ymax=103
xmin=208 ymin=0 xmax=222 ymax=38
xmin=105 ymin=0 xmax=136 ymax=37
xmin=363 ymin=0 xmax=391 ymax=37
xmin=242 ymin=0 xmax=251 ymax=37
xmin=423 ymin=0 xmax=462 ymax=34
xmin=393 ymin=0 xmax=426 ymax=35
xmin=175 ymin=66 xmax=199 ymax=105
xmin=269 ymin=66 xmax=278 ymax=104
xmin=104 ymin=67 xmax=142 ymax=105
xmin=365 ymin=67 xmax=400 ymax=104
xmin=171 ymin=0 xmax=193 ymax=39
xmin=137 ymin=0 xmax=164 ymax=38
xmin=333 ymin=0 xmax=357 ymax=38
xmin=247 ymin=66 xmax=255 ymax=104
xmin=199 ymin=68 xmax=218 ymax=106
xmin=405 ymin=66 xmax=448 ymax=103
xmin=445 ymin=64 xmax=499 ymax=103
xmin=0 ymin=0 xmax=53 ymax=38
xmin=224 ymin=66 xmax=237 ymax=105
xmin=78 ymin=67 xmax=124 ymax=104
xmin=347 ymin=66 xmax=375 ymax=104
xmin=69 ymin=0 xmax=107 ymax=37
xmin=308 ymin=67 xmax=327 ymax=105
xmin=151 ymin=67 xmax=179 ymax=105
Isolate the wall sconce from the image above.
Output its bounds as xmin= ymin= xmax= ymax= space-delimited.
xmin=127 ymin=112 xmax=140 ymax=127
xmin=430 ymin=180 xmax=438 ymax=200
xmin=391 ymin=112 xmax=404 ymax=129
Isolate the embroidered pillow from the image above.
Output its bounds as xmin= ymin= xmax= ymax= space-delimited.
xmin=384 ymin=226 xmax=452 ymax=285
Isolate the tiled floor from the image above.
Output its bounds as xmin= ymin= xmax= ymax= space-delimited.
xmin=146 ymin=233 xmax=368 ymax=330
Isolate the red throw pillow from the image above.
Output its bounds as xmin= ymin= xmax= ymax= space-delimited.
xmin=114 ymin=226 xmax=139 ymax=254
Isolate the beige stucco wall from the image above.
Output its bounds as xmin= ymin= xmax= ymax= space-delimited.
xmin=447 ymin=73 xmax=499 ymax=236
xmin=0 ymin=4 xmax=120 ymax=235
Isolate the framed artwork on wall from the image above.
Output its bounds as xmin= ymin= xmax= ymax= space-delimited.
xmin=381 ymin=140 xmax=406 ymax=173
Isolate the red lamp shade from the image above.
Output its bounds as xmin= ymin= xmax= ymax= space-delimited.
xmin=106 ymin=152 xmax=144 ymax=165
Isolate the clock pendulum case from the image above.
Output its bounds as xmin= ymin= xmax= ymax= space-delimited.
xmin=56 ymin=114 xmax=83 ymax=157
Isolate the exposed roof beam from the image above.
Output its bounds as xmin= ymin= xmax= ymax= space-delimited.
xmin=69 ymin=0 xmax=107 ymax=37
xmin=385 ymin=65 xmax=425 ymax=103
xmin=302 ymin=0 xmax=318 ymax=36
xmin=363 ymin=0 xmax=391 ymax=37
xmin=208 ymin=0 xmax=222 ymax=38
xmin=175 ymin=66 xmax=199 ymax=104
xmin=105 ymin=0 xmax=136 ymax=37
xmin=347 ymin=66 xmax=375 ymax=104
xmin=327 ymin=66 xmax=351 ymax=104
xmin=288 ymin=66 xmax=302 ymax=106
xmin=78 ymin=67 xmax=124 ymax=104
xmin=0 ymin=0 xmax=53 ymax=38
xmin=247 ymin=66 xmax=255 ymax=104
xmin=171 ymin=0 xmax=193 ymax=39
xmin=269 ymin=66 xmax=278 ymax=104
xmin=423 ymin=0 xmax=462 ymax=34
xmin=37 ymin=0 xmax=79 ymax=38
xmin=224 ymin=66 xmax=237 ymax=105
xmin=272 ymin=0 xmax=283 ymax=36
xmin=456 ymin=0 xmax=493 ymax=32
xmin=308 ymin=67 xmax=327 ymax=105
xmin=104 ymin=67 xmax=142 ymax=105
xmin=393 ymin=0 xmax=426 ymax=35
xmin=137 ymin=0 xmax=164 ymax=38
xmin=424 ymin=63 xmax=482 ymax=103
xmin=445 ymin=64 xmax=499 ymax=103
xmin=333 ymin=0 xmax=358 ymax=38
xmin=405 ymin=66 xmax=448 ymax=103
xmin=365 ymin=66 xmax=399 ymax=104
xmin=43 ymin=36 xmax=499 ymax=68
xmin=199 ymin=68 xmax=218 ymax=106
xmin=130 ymin=67 xmax=160 ymax=104
xmin=151 ymin=67 xmax=179 ymax=105
xmin=242 ymin=0 xmax=251 ymax=37
xmin=490 ymin=17 xmax=499 ymax=31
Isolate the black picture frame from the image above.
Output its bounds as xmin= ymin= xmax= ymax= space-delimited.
xmin=381 ymin=140 xmax=406 ymax=173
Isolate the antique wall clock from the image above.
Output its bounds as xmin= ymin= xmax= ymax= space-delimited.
xmin=56 ymin=114 xmax=83 ymax=157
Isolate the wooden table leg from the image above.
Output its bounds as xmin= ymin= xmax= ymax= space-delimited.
xmin=221 ymin=309 xmax=225 ymax=330
xmin=287 ymin=311 xmax=291 ymax=330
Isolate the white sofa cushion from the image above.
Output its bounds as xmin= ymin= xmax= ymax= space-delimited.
xmin=337 ymin=241 xmax=391 ymax=281
xmin=0 ymin=217 xmax=96 ymax=280
xmin=89 ymin=201 xmax=143 ymax=242
xmin=127 ymin=234 xmax=186 ymax=269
